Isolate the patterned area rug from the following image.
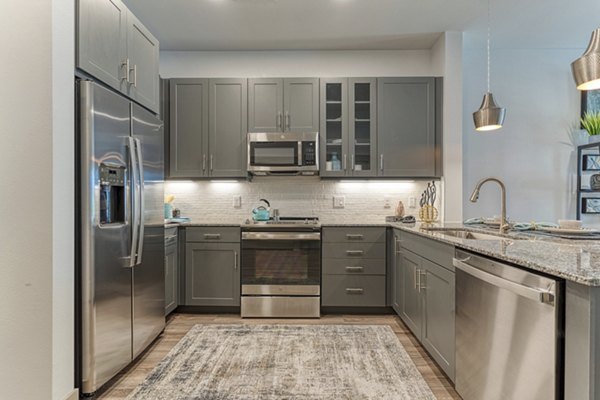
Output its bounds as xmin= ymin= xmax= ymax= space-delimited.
xmin=127 ymin=324 xmax=436 ymax=400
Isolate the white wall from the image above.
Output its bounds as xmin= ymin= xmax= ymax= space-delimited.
xmin=160 ymin=50 xmax=434 ymax=78
xmin=0 ymin=1 xmax=75 ymax=399
xmin=461 ymin=0 xmax=594 ymax=222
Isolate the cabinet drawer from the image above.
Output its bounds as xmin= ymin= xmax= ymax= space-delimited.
xmin=322 ymin=242 xmax=385 ymax=259
xmin=322 ymin=275 xmax=386 ymax=307
xmin=400 ymin=231 xmax=454 ymax=271
xmin=323 ymin=227 xmax=385 ymax=243
xmin=186 ymin=227 xmax=240 ymax=243
xmin=322 ymin=258 xmax=386 ymax=276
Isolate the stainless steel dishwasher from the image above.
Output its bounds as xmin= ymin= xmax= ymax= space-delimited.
xmin=453 ymin=249 xmax=564 ymax=400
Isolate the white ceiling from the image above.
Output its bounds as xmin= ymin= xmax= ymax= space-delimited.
xmin=122 ymin=0 xmax=483 ymax=51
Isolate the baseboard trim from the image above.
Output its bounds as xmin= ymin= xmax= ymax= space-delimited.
xmin=62 ymin=388 xmax=79 ymax=400
xmin=177 ymin=306 xmax=241 ymax=314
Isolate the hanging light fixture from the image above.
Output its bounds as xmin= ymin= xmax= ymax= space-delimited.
xmin=473 ymin=0 xmax=506 ymax=132
xmin=571 ymin=28 xmax=600 ymax=91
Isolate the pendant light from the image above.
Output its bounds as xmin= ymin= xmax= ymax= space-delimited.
xmin=571 ymin=28 xmax=600 ymax=91
xmin=473 ymin=0 xmax=506 ymax=132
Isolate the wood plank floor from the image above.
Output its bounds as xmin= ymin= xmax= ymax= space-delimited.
xmin=97 ymin=313 xmax=462 ymax=400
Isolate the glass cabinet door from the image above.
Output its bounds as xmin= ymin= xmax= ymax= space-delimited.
xmin=320 ymin=78 xmax=348 ymax=177
xmin=349 ymin=78 xmax=377 ymax=176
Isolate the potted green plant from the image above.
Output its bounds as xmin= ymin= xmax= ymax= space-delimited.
xmin=582 ymin=111 xmax=600 ymax=143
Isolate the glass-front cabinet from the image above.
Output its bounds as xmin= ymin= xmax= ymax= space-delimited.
xmin=320 ymin=78 xmax=377 ymax=177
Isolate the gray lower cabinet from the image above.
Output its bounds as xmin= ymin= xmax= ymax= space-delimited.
xmin=168 ymin=79 xmax=247 ymax=178
xmin=77 ymin=0 xmax=160 ymax=113
xmin=322 ymin=227 xmax=386 ymax=307
xmin=248 ymin=78 xmax=319 ymax=133
xmin=394 ymin=230 xmax=455 ymax=382
xmin=184 ymin=227 xmax=241 ymax=307
xmin=377 ymin=77 xmax=438 ymax=177
xmin=165 ymin=227 xmax=178 ymax=315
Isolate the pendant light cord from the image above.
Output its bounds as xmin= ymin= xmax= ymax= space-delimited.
xmin=487 ymin=0 xmax=491 ymax=93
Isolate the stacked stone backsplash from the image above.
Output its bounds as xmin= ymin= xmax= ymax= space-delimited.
xmin=165 ymin=178 xmax=442 ymax=224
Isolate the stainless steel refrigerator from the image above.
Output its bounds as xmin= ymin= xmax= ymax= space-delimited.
xmin=77 ymin=80 xmax=165 ymax=396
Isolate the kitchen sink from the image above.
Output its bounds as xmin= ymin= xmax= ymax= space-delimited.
xmin=423 ymin=228 xmax=526 ymax=241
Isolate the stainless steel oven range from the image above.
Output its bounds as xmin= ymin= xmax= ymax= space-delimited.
xmin=241 ymin=217 xmax=321 ymax=318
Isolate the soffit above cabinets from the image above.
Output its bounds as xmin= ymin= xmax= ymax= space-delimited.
xmin=121 ymin=0 xmax=481 ymax=51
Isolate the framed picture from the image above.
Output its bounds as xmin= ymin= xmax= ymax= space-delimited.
xmin=582 ymin=198 xmax=600 ymax=214
xmin=582 ymin=89 xmax=600 ymax=116
xmin=583 ymin=154 xmax=600 ymax=170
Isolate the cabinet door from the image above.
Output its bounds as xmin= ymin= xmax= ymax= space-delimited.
xmin=248 ymin=78 xmax=283 ymax=132
xmin=377 ymin=77 xmax=436 ymax=177
xmin=77 ymin=0 xmax=128 ymax=93
xmin=169 ymin=79 xmax=209 ymax=178
xmin=127 ymin=11 xmax=159 ymax=113
xmin=400 ymin=250 xmax=423 ymax=338
xmin=391 ymin=231 xmax=403 ymax=314
xmin=185 ymin=243 xmax=240 ymax=306
xmin=349 ymin=78 xmax=377 ymax=177
xmin=422 ymin=258 xmax=456 ymax=382
xmin=208 ymin=79 xmax=248 ymax=177
xmin=164 ymin=242 xmax=178 ymax=315
xmin=320 ymin=78 xmax=349 ymax=177
xmin=284 ymin=78 xmax=319 ymax=132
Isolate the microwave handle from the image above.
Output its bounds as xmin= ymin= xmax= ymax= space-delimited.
xmin=298 ymin=142 xmax=302 ymax=166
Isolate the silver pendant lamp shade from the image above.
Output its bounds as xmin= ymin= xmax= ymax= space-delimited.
xmin=572 ymin=28 xmax=600 ymax=91
xmin=473 ymin=92 xmax=506 ymax=131
xmin=473 ymin=0 xmax=506 ymax=132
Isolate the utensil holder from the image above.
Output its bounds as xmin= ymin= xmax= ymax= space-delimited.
xmin=419 ymin=205 xmax=439 ymax=223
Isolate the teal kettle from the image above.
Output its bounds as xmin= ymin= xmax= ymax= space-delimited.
xmin=252 ymin=199 xmax=271 ymax=221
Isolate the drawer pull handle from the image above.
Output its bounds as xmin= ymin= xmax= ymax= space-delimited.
xmin=204 ymin=234 xmax=221 ymax=240
xmin=345 ymin=266 xmax=364 ymax=272
xmin=346 ymin=250 xmax=364 ymax=256
xmin=346 ymin=288 xmax=364 ymax=294
xmin=346 ymin=234 xmax=364 ymax=240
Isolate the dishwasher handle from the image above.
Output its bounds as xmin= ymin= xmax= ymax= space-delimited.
xmin=453 ymin=258 xmax=555 ymax=306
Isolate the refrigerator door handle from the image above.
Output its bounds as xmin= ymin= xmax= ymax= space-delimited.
xmin=135 ymin=138 xmax=145 ymax=265
xmin=128 ymin=137 xmax=140 ymax=268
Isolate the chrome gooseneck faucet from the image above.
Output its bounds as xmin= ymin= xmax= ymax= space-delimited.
xmin=469 ymin=177 xmax=509 ymax=234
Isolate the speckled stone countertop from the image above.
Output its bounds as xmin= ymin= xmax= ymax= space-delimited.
xmin=390 ymin=222 xmax=600 ymax=287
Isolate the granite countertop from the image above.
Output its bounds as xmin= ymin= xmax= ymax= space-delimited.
xmin=390 ymin=222 xmax=600 ymax=287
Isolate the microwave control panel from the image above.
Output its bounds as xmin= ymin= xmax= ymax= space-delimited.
xmin=302 ymin=141 xmax=317 ymax=166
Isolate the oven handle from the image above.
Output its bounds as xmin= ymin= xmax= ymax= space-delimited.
xmin=242 ymin=232 xmax=321 ymax=241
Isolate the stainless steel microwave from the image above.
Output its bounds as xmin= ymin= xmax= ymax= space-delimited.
xmin=247 ymin=132 xmax=319 ymax=176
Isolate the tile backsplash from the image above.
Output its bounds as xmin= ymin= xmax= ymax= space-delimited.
xmin=165 ymin=178 xmax=442 ymax=224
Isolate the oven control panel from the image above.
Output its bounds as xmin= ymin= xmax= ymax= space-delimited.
xmin=302 ymin=141 xmax=317 ymax=166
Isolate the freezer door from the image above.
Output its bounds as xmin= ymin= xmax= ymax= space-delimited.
xmin=80 ymin=81 xmax=133 ymax=395
xmin=131 ymin=104 xmax=165 ymax=357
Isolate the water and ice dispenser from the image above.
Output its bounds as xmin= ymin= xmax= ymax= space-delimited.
xmin=99 ymin=164 xmax=126 ymax=225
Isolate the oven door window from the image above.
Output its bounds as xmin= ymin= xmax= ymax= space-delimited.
xmin=250 ymin=142 xmax=298 ymax=167
xmin=242 ymin=239 xmax=320 ymax=285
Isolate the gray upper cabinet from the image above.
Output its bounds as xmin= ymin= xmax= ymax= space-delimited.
xmin=320 ymin=78 xmax=377 ymax=177
xmin=209 ymin=79 xmax=248 ymax=177
xmin=248 ymin=78 xmax=318 ymax=133
xmin=169 ymin=79 xmax=209 ymax=178
xmin=127 ymin=12 xmax=159 ymax=112
xmin=77 ymin=0 xmax=128 ymax=92
xmin=248 ymin=78 xmax=284 ymax=132
xmin=284 ymin=78 xmax=319 ymax=132
xmin=168 ymin=79 xmax=247 ymax=179
xmin=377 ymin=77 xmax=437 ymax=177
xmin=77 ymin=0 xmax=160 ymax=113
